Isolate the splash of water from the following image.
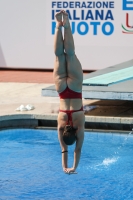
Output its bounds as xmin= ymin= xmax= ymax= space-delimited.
xmin=89 ymin=130 xmax=133 ymax=170
xmin=113 ymin=130 xmax=133 ymax=156
xmin=102 ymin=157 xmax=118 ymax=166
xmin=101 ymin=131 xmax=133 ymax=167
xmin=94 ymin=157 xmax=118 ymax=169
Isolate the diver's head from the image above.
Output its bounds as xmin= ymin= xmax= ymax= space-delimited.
xmin=63 ymin=125 xmax=77 ymax=145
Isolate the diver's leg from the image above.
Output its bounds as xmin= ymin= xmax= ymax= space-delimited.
xmin=53 ymin=11 xmax=67 ymax=92
xmin=62 ymin=10 xmax=75 ymax=56
xmin=54 ymin=11 xmax=64 ymax=56
xmin=62 ymin=11 xmax=83 ymax=91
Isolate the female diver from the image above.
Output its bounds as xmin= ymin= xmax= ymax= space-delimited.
xmin=53 ymin=10 xmax=85 ymax=174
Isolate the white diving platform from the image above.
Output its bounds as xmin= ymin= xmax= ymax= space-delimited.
xmin=42 ymin=59 xmax=133 ymax=101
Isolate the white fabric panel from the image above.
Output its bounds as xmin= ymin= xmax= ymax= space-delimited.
xmin=0 ymin=0 xmax=133 ymax=70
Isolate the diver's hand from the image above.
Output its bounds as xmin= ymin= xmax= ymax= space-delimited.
xmin=63 ymin=167 xmax=68 ymax=173
xmin=63 ymin=168 xmax=77 ymax=174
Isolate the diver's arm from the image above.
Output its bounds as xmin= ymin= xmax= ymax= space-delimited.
xmin=58 ymin=128 xmax=68 ymax=170
xmin=73 ymin=128 xmax=84 ymax=170
xmin=62 ymin=150 xmax=68 ymax=170
xmin=66 ymin=128 xmax=84 ymax=174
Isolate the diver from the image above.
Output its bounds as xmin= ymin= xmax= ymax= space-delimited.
xmin=53 ymin=10 xmax=85 ymax=174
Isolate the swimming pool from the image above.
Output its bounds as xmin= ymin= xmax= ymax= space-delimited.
xmin=0 ymin=129 xmax=133 ymax=200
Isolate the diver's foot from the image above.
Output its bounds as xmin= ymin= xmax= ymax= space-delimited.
xmin=55 ymin=11 xmax=63 ymax=28
xmin=62 ymin=10 xmax=70 ymax=28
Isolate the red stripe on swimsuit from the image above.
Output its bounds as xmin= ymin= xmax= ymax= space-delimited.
xmin=58 ymin=86 xmax=83 ymax=126
xmin=59 ymin=86 xmax=82 ymax=99
xmin=60 ymin=107 xmax=83 ymax=126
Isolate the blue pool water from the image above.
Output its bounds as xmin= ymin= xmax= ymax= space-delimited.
xmin=0 ymin=129 xmax=133 ymax=200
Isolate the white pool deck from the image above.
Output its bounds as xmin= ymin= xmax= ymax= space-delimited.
xmin=0 ymin=82 xmax=133 ymax=131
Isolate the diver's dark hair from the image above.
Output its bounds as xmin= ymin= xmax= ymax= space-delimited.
xmin=63 ymin=125 xmax=77 ymax=145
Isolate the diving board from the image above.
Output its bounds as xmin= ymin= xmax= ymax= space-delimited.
xmin=83 ymin=66 xmax=133 ymax=86
xmin=42 ymin=59 xmax=133 ymax=101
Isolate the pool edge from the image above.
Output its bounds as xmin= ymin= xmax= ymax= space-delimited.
xmin=0 ymin=113 xmax=133 ymax=132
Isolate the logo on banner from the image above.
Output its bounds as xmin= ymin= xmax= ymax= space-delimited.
xmin=51 ymin=1 xmax=115 ymax=36
xmin=122 ymin=0 xmax=133 ymax=34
